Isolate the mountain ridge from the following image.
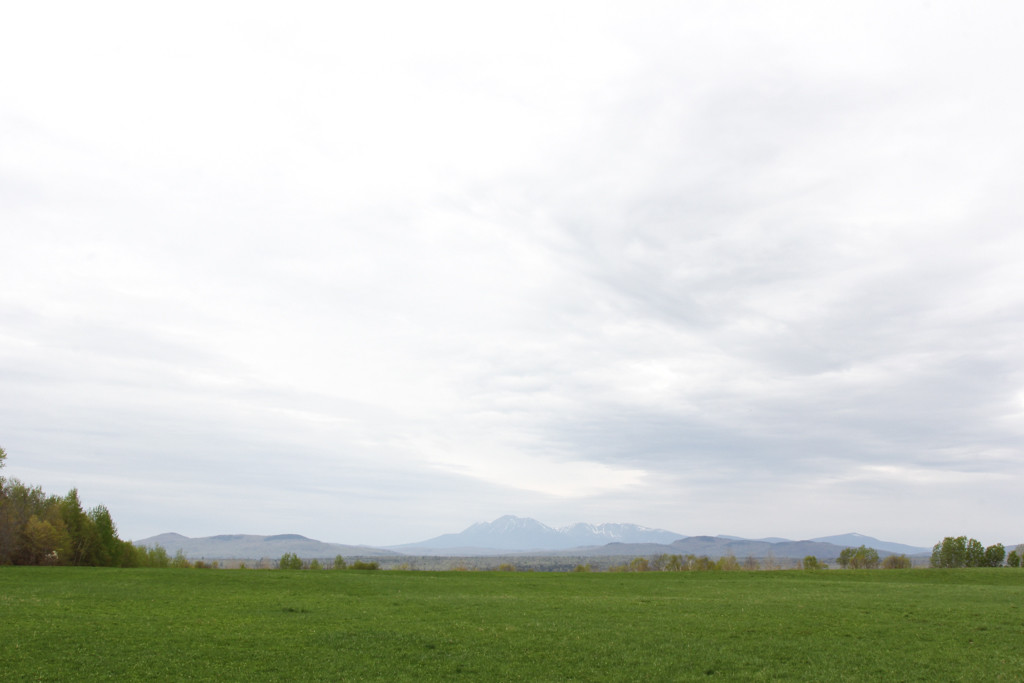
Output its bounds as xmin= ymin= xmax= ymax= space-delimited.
xmin=135 ymin=516 xmax=940 ymax=559
xmin=388 ymin=514 xmax=686 ymax=552
xmin=134 ymin=533 xmax=399 ymax=559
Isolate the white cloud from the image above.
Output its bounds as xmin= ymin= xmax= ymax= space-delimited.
xmin=2 ymin=1 xmax=1023 ymax=547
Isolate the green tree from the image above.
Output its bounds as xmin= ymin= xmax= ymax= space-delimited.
xmin=0 ymin=479 xmax=50 ymax=564
xmin=716 ymin=555 xmax=740 ymax=571
xmin=628 ymin=557 xmax=650 ymax=572
xmin=278 ymin=552 xmax=303 ymax=570
xmin=664 ymin=554 xmax=684 ymax=571
xmin=88 ymin=505 xmax=123 ymax=566
xmin=930 ymin=536 xmax=994 ymax=568
xmin=1008 ymin=550 xmax=1021 ymax=568
xmin=333 ymin=555 xmax=347 ymax=570
xmin=309 ymin=558 xmax=323 ymax=570
xmin=171 ymin=549 xmax=191 ymax=568
xmin=687 ymin=555 xmax=715 ymax=571
xmin=145 ymin=545 xmax=170 ymax=568
xmin=0 ymin=451 xmax=129 ymax=567
xmin=803 ymin=555 xmax=822 ymax=570
xmin=838 ymin=546 xmax=879 ymax=569
xmin=966 ymin=538 xmax=985 ymax=567
xmin=22 ymin=514 xmax=65 ymax=564
xmin=983 ymin=543 xmax=1005 ymax=567
xmin=60 ymin=489 xmax=100 ymax=565
xmin=931 ymin=536 xmax=968 ymax=568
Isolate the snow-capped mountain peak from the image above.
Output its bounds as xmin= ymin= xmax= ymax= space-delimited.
xmin=400 ymin=516 xmax=685 ymax=551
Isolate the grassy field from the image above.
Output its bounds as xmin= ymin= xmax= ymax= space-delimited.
xmin=2 ymin=567 xmax=1023 ymax=681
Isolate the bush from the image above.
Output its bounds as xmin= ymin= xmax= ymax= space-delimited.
xmin=882 ymin=554 xmax=911 ymax=569
xmin=350 ymin=560 xmax=379 ymax=570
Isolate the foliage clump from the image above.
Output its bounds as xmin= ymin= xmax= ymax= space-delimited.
xmin=930 ymin=537 xmax=1005 ymax=567
xmin=278 ymin=553 xmax=303 ymax=570
xmin=837 ymin=546 xmax=880 ymax=569
xmin=803 ymin=555 xmax=825 ymax=570
xmin=350 ymin=560 xmax=380 ymax=570
xmin=882 ymin=554 xmax=911 ymax=569
xmin=0 ymin=446 xmax=157 ymax=567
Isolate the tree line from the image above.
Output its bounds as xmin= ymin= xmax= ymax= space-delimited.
xmin=0 ymin=446 xmax=165 ymax=567
xmin=930 ymin=536 xmax=1018 ymax=568
xmin=276 ymin=553 xmax=379 ymax=570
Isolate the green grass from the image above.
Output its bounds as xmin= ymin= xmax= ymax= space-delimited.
xmin=2 ymin=567 xmax=1023 ymax=681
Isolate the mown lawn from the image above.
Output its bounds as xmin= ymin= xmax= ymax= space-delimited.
xmin=2 ymin=567 xmax=1022 ymax=680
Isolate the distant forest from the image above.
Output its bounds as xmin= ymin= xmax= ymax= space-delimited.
xmin=0 ymin=446 xmax=167 ymax=567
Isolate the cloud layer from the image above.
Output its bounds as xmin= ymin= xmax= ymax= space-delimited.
xmin=2 ymin=2 xmax=1023 ymax=546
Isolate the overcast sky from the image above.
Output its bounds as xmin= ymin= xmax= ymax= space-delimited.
xmin=2 ymin=2 xmax=1022 ymax=547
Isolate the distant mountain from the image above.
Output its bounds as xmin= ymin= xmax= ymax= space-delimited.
xmin=391 ymin=515 xmax=685 ymax=552
xmin=134 ymin=533 xmax=399 ymax=560
xmin=134 ymin=522 xmax=936 ymax=561
xmin=517 ymin=536 xmax=924 ymax=561
xmin=810 ymin=533 xmax=930 ymax=556
xmin=389 ymin=516 xmax=933 ymax=559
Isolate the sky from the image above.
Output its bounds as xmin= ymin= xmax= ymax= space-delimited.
xmin=2 ymin=1 xmax=1022 ymax=548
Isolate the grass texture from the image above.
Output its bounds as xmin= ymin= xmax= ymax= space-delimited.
xmin=2 ymin=567 xmax=1023 ymax=680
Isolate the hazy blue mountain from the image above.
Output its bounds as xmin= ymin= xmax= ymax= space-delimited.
xmin=391 ymin=515 xmax=685 ymax=552
xmin=810 ymin=533 xmax=930 ymax=555
xmin=134 ymin=533 xmax=399 ymax=560
xmin=391 ymin=517 xmax=934 ymax=558
xmin=135 ymin=521 xmax=936 ymax=560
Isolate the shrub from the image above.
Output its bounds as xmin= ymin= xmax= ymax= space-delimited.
xmin=882 ymin=554 xmax=911 ymax=569
xmin=803 ymin=556 xmax=823 ymax=570
xmin=350 ymin=560 xmax=379 ymax=570
xmin=716 ymin=555 xmax=741 ymax=571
